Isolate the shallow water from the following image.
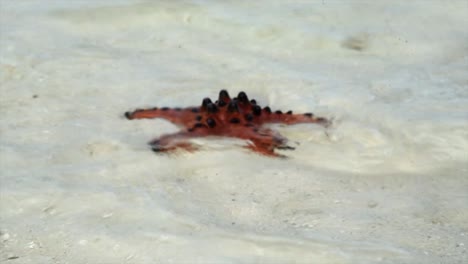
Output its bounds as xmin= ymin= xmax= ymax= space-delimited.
xmin=1 ymin=1 xmax=467 ymax=263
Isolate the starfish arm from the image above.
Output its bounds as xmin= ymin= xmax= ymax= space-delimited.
xmin=148 ymin=125 xmax=212 ymax=153
xmin=233 ymin=127 xmax=290 ymax=157
xmin=148 ymin=131 xmax=197 ymax=152
xmin=125 ymin=107 xmax=200 ymax=126
xmin=262 ymin=112 xmax=330 ymax=126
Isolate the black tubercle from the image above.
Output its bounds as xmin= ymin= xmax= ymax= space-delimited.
xmin=174 ymin=107 xmax=182 ymax=111
xmin=219 ymin=90 xmax=230 ymax=101
xmin=195 ymin=115 xmax=202 ymax=121
xmin=252 ymin=105 xmax=262 ymax=116
xmin=202 ymin=98 xmax=212 ymax=107
xmin=227 ymin=101 xmax=239 ymax=112
xmin=151 ymin=107 xmax=158 ymax=111
xmin=124 ymin=112 xmax=132 ymax=119
xmin=218 ymin=100 xmax=227 ymax=107
xmin=188 ymin=122 xmax=206 ymax=132
xmin=304 ymin=113 xmax=314 ymax=117
xmin=250 ymin=99 xmax=257 ymax=105
xmin=244 ymin=113 xmax=253 ymax=122
xmin=206 ymin=118 xmax=216 ymax=128
xmin=275 ymin=110 xmax=283 ymax=114
xmin=229 ymin=117 xmax=241 ymax=124
xmin=286 ymin=110 xmax=292 ymax=115
xmin=207 ymin=103 xmax=218 ymax=113
xmin=237 ymin=91 xmax=249 ymax=103
xmin=263 ymin=106 xmax=272 ymax=113
xmin=191 ymin=108 xmax=199 ymax=113
xmin=161 ymin=107 xmax=169 ymax=111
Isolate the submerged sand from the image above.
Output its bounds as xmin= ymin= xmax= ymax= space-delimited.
xmin=1 ymin=1 xmax=467 ymax=263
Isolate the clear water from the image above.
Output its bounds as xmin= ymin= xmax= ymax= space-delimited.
xmin=1 ymin=1 xmax=467 ymax=263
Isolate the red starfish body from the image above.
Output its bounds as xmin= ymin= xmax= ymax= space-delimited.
xmin=125 ymin=90 xmax=329 ymax=157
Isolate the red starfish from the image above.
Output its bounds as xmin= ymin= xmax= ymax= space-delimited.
xmin=125 ymin=90 xmax=329 ymax=157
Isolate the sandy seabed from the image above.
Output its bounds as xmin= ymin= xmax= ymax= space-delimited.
xmin=1 ymin=1 xmax=467 ymax=263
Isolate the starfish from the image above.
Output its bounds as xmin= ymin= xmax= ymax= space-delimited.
xmin=125 ymin=90 xmax=329 ymax=157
